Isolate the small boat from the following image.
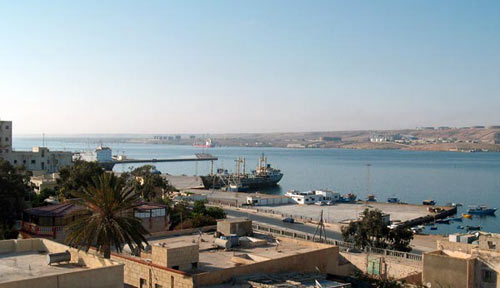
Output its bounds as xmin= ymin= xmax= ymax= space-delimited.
xmin=366 ymin=194 xmax=377 ymax=202
xmin=430 ymin=226 xmax=438 ymax=230
xmin=462 ymin=214 xmax=472 ymax=219
xmin=423 ymin=200 xmax=436 ymax=206
xmin=452 ymin=203 xmax=463 ymax=207
xmin=467 ymin=205 xmax=497 ymax=215
xmin=457 ymin=225 xmax=464 ymax=230
xmin=447 ymin=217 xmax=462 ymax=222
xmin=418 ymin=225 xmax=425 ymax=229
xmin=466 ymin=225 xmax=481 ymax=231
xmin=435 ymin=219 xmax=450 ymax=224
xmin=388 ymin=197 xmax=400 ymax=203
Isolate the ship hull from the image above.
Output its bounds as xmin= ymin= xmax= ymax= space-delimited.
xmin=200 ymin=174 xmax=283 ymax=190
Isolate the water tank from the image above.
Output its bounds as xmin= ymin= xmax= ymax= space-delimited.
xmin=47 ymin=250 xmax=71 ymax=265
xmin=215 ymin=238 xmax=232 ymax=249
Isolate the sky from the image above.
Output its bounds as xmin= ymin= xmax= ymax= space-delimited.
xmin=1 ymin=1 xmax=500 ymax=135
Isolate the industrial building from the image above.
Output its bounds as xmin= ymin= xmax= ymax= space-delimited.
xmin=0 ymin=120 xmax=73 ymax=174
xmin=285 ymin=190 xmax=341 ymax=205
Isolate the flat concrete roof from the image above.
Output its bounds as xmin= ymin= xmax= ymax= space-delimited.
xmin=0 ymin=251 xmax=87 ymax=283
xmin=256 ymin=202 xmax=432 ymax=223
xmin=146 ymin=233 xmax=320 ymax=273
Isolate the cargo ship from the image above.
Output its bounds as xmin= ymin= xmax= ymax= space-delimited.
xmin=200 ymin=154 xmax=283 ymax=190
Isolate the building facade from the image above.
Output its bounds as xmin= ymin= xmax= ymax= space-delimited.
xmin=0 ymin=120 xmax=12 ymax=154
xmin=0 ymin=120 xmax=73 ymax=174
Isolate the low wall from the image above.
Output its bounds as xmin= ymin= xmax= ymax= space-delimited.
xmin=195 ymin=244 xmax=339 ymax=286
xmin=148 ymin=225 xmax=216 ymax=239
xmin=338 ymin=252 xmax=422 ymax=281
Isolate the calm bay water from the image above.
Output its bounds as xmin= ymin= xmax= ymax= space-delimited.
xmin=13 ymin=137 xmax=500 ymax=234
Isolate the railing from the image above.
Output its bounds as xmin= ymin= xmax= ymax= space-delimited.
xmin=252 ymin=223 xmax=423 ymax=262
xmin=19 ymin=221 xmax=63 ymax=239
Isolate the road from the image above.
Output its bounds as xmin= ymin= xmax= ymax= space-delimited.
xmin=224 ymin=208 xmax=427 ymax=255
xmin=224 ymin=208 xmax=344 ymax=240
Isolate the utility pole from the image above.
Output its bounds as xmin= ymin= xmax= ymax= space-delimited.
xmin=313 ymin=210 xmax=327 ymax=243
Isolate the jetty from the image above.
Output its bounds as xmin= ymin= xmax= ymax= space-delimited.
xmin=100 ymin=153 xmax=218 ymax=170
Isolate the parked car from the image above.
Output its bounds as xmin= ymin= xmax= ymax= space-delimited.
xmin=314 ymin=201 xmax=326 ymax=206
xmin=282 ymin=217 xmax=295 ymax=224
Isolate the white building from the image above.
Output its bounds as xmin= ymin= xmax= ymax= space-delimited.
xmin=0 ymin=120 xmax=73 ymax=174
xmin=77 ymin=145 xmax=113 ymax=163
xmin=285 ymin=190 xmax=341 ymax=205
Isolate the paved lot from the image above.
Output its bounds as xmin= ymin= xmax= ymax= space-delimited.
xmin=255 ymin=202 xmax=431 ymax=224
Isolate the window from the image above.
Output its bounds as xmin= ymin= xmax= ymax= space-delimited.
xmin=5 ymin=126 xmax=8 ymax=129
xmin=155 ymin=285 xmax=163 ymax=288
xmin=172 ymin=265 xmax=179 ymax=270
xmin=31 ymin=160 xmax=36 ymax=164
xmin=23 ymin=160 xmax=26 ymax=164
xmin=151 ymin=208 xmax=165 ymax=217
xmin=482 ymin=269 xmax=496 ymax=283
xmin=13 ymin=160 xmax=17 ymax=164
xmin=140 ymin=278 xmax=147 ymax=288
xmin=4 ymin=137 xmax=7 ymax=141
xmin=192 ymin=262 xmax=198 ymax=269
xmin=170 ymin=276 xmax=174 ymax=288
xmin=134 ymin=211 xmax=150 ymax=218
xmin=487 ymin=241 xmax=497 ymax=249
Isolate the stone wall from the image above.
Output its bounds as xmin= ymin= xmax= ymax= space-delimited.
xmin=111 ymin=253 xmax=195 ymax=288
xmin=338 ymin=252 xmax=422 ymax=281
xmin=422 ymin=251 xmax=474 ymax=288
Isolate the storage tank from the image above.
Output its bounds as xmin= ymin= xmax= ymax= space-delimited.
xmin=215 ymin=238 xmax=232 ymax=249
xmin=47 ymin=250 xmax=71 ymax=265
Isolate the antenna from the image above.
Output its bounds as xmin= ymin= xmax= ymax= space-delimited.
xmin=42 ymin=133 xmax=45 ymax=147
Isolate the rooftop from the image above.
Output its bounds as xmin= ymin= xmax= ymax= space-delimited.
xmin=0 ymin=238 xmax=122 ymax=285
xmin=24 ymin=202 xmax=84 ymax=217
xmin=0 ymin=251 xmax=86 ymax=283
xmin=143 ymin=232 xmax=325 ymax=274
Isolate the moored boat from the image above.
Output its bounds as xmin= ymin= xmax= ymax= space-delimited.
xmin=467 ymin=225 xmax=481 ymax=231
xmin=447 ymin=217 xmax=462 ymax=222
xmin=467 ymin=205 xmax=497 ymax=215
xmin=388 ymin=197 xmax=400 ymax=203
xmin=462 ymin=214 xmax=472 ymax=219
xmin=423 ymin=200 xmax=436 ymax=206
xmin=435 ymin=219 xmax=450 ymax=224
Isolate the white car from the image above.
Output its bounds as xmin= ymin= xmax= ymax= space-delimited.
xmin=314 ymin=201 xmax=326 ymax=206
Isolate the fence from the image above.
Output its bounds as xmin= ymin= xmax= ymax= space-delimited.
xmin=252 ymin=223 xmax=423 ymax=262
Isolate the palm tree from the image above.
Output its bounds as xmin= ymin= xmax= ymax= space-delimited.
xmin=65 ymin=173 xmax=149 ymax=258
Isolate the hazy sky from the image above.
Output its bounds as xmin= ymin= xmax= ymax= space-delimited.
xmin=1 ymin=1 xmax=500 ymax=135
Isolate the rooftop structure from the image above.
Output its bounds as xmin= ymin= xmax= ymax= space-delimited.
xmin=0 ymin=238 xmax=123 ymax=288
xmin=285 ymin=190 xmax=341 ymax=205
xmin=423 ymin=232 xmax=500 ymax=287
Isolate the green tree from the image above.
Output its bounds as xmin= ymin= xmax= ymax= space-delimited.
xmin=58 ymin=160 xmax=104 ymax=198
xmin=30 ymin=188 xmax=57 ymax=208
xmin=206 ymin=206 xmax=226 ymax=219
xmin=341 ymin=208 xmax=413 ymax=252
xmin=0 ymin=159 xmax=32 ymax=238
xmin=65 ymin=173 xmax=149 ymax=258
xmin=130 ymin=165 xmax=175 ymax=201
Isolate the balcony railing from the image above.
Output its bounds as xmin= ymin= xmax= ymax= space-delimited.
xmin=19 ymin=221 xmax=64 ymax=239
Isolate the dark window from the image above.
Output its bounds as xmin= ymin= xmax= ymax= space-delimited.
xmin=482 ymin=269 xmax=496 ymax=283
xmin=31 ymin=160 xmax=36 ymax=164
xmin=172 ymin=265 xmax=179 ymax=270
xmin=4 ymin=137 xmax=7 ymax=141
xmin=23 ymin=160 xmax=26 ymax=164
xmin=5 ymin=126 xmax=8 ymax=129
xmin=140 ymin=278 xmax=146 ymax=288
xmin=155 ymin=285 xmax=163 ymax=288
xmin=14 ymin=160 xmax=17 ymax=164
xmin=171 ymin=276 xmax=174 ymax=288
xmin=192 ymin=262 xmax=198 ymax=269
